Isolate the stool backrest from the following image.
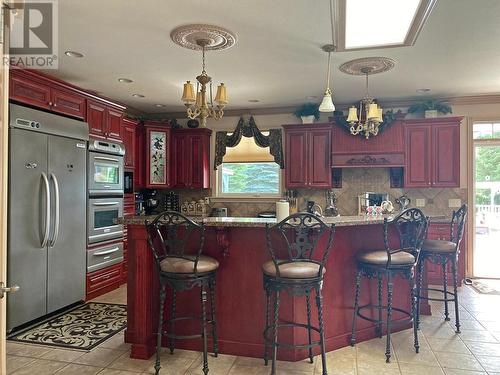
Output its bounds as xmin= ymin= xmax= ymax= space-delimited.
xmin=265 ymin=212 xmax=335 ymax=278
xmin=449 ymin=204 xmax=468 ymax=250
xmin=145 ymin=211 xmax=205 ymax=274
xmin=384 ymin=208 xmax=428 ymax=268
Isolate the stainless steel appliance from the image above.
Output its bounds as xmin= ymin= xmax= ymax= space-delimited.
xmin=88 ymin=139 xmax=124 ymax=196
xmin=87 ymin=242 xmax=124 ymax=273
xmin=87 ymin=197 xmax=124 ymax=244
xmin=8 ymin=104 xmax=88 ymax=331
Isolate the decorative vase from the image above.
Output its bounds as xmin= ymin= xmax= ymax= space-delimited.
xmin=425 ymin=109 xmax=438 ymax=118
xmin=301 ymin=115 xmax=315 ymax=124
xmin=187 ymin=119 xmax=200 ymax=128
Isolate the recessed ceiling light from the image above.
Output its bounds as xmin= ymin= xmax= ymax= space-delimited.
xmin=64 ymin=50 xmax=84 ymax=58
xmin=155 ymin=104 xmax=166 ymax=107
xmin=306 ymin=96 xmax=318 ymax=100
xmin=416 ymin=88 xmax=431 ymax=93
xmin=132 ymin=94 xmax=145 ymax=98
xmin=248 ymin=99 xmax=260 ymax=103
xmin=118 ymin=78 xmax=133 ymax=83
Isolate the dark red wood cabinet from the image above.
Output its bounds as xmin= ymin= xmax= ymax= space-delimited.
xmin=172 ymin=128 xmax=212 ymax=189
xmin=86 ymin=263 xmax=122 ymax=301
xmin=86 ymin=100 xmax=124 ymax=141
xmin=122 ymin=118 xmax=137 ymax=169
xmin=10 ymin=71 xmax=86 ymax=120
xmin=283 ymin=124 xmax=332 ymax=189
xmin=404 ymin=117 xmax=462 ymax=188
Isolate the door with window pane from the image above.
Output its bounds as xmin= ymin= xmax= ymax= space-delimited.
xmin=473 ymin=122 xmax=500 ymax=278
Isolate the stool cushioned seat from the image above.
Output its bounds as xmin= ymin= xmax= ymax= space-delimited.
xmin=160 ymin=255 xmax=219 ymax=274
xmin=262 ymin=260 xmax=325 ymax=278
xmin=356 ymin=250 xmax=415 ymax=266
xmin=422 ymin=239 xmax=456 ymax=253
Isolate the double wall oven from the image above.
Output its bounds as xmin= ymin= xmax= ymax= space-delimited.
xmin=87 ymin=138 xmax=125 ymax=271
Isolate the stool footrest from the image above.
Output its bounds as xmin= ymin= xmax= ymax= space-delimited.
xmin=417 ymin=287 xmax=456 ymax=302
xmin=263 ymin=321 xmax=321 ymax=350
xmin=356 ymin=304 xmax=413 ymax=326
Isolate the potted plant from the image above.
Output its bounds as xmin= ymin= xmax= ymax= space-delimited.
xmin=408 ymin=99 xmax=452 ymax=118
xmin=294 ymin=103 xmax=320 ymax=124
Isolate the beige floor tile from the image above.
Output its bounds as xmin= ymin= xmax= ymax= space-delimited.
xmin=233 ymin=356 xmax=266 ymax=367
xmin=98 ymin=369 xmax=142 ymax=375
xmin=395 ymin=348 xmax=440 ymax=366
xmin=315 ymin=355 xmax=356 ymax=374
xmin=143 ymin=350 xmax=200 ymax=374
xmin=357 ymin=359 xmax=401 ymax=375
xmin=99 ymin=332 xmax=131 ymax=351
xmin=325 ymin=346 xmax=357 ymax=360
xmin=6 ymin=355 xmax=36 ymax=374
xmin=355 ymin=338 xmax=394 ymax=363
xmin=73 ymin=347 xmax=124 ymax=367
xmin=475 ymin=354 xmax=500 ymax=372
xmin=6 ymin=342 xmax=53 ymax=357
xmin=9 ymin=358 xmax=67 ymax=374
xmin=458 ymin=329 xmax=498 ymax=343
xmin=442 ymin=370 xmax=487 ymax=375
xmin=227 ymin=364 xmax=274 ymax=375
xmin=448 ymin=320 xmax=485 ymax=331
xmin=421 ymin=324 xmax=458 ymax=338
xmin=433 ymin=352 xmax=484 ymax=371
xmin=186 ymin=353 xmax=237 ymax=375
xmin=55 ymin=363 xmax=103 ymax=374
xmin=399 ymin=363 xmax=445 ymax=375
xmin=425 ymin=337 xmax=471 ymax=354
xmin=464 ymin=341 xmax=500 ymax=357
xmin=108 ymin=351 xmax=154 ymax=372
xmin=40 ymin=348 xmax=85 ymax=362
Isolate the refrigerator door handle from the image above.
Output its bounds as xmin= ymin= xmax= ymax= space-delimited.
xmin=41 ymin=172 xmax=51 ymax=248
xmin=49 ymin=173 xmax=60 ymax=247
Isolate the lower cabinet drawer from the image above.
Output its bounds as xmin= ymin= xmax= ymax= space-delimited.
xmin=86 ymin=263 xmax=122 ymax=294
xmin=87 ymin=242 xmax=124 ymax=273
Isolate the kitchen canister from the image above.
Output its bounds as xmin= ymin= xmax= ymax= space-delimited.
xmin=276 ymin=199 xmax=290 ymax=222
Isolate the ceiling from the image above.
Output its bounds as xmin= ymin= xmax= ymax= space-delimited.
xmin=46 ymin=0 xmax=500 ymax=114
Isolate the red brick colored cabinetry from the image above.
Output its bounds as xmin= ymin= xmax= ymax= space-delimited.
xmin=122 ymin=118 xmax=138 ymax=169
xmin=404 ymin=117 xmax=462 ymax=188
xmin=86 ymin=100 xmax=124 ymax=141
xmin=283 ymin=124 xmax=332 ymax=189
xmin=172 ymin=128 xmax=212 ymax=189
xmin=86 ymin=263 xmax=123 ymax=301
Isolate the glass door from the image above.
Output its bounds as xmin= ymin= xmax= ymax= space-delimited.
xmin=472 ymin=122 xmax=500 ymax=278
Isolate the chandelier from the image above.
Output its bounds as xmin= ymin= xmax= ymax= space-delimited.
xmin=181 ymin=39 xmax=228 ymax=128
xmin=346 ymin=67 xmax=383 ymax=139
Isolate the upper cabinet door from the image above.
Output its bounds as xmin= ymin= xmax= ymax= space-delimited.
xmin=87 ymin=101 xmax=107 ymax=138
xmin=10 ymin=75 xmax=51 ymax=109
xmin=145 ymin=126 xmax=171 ymax=189
xmin=308 ymin=129 xmax=332 ymax=188
xmin=121 ymin=120 xmax=136 ymax=168
xmin=107 ymin=109 xmax=123 ymax=141
xmin=433 ymin=124 xmax=460 ymax=187
xmin=405 ymin=125 xmax=432 ymax=188
xmin=50 ymin=88 xmax=86 ymax=120
xmin=285 ymin=130 xmax=308 ymax=188
xmin=189 ymin=134 xmax=210 ymax=189
xmin=172 ymin=133 xmax=189 ymax=188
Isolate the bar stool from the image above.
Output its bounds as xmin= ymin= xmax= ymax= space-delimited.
xmin=146 ymin=211 xmax=219 ymax=375
xmin=350 ymin=208 xmax=428 ymax=363
xmin=416 ymin=204 xmax=468 ymax=333
xmin=263 ymin=212 xmax=335 ymax=375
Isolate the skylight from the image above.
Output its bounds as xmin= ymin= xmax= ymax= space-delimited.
xmin=345 ymin=0 xmax=422 ymax=49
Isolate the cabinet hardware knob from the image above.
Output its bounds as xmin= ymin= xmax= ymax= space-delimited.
xmin=48 ymin=102 xmax=53 ymax=106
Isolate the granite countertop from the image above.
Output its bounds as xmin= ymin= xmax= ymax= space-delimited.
xmin=117 ymin=214 xmax=448 ymax=228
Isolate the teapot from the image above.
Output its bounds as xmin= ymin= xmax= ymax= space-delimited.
xmin=380 ymin=200 xmax=394 ymax=214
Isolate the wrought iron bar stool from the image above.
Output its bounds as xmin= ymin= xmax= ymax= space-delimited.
xmin=416 ymin=204 xmax=468 ymax=333
xmin=263 ymin=212 xmax=335 ymax=375
xmin=146 ymin=211 xmax=219 ymax=375
xmin=350 ymin=208 xmax=428 ymax=363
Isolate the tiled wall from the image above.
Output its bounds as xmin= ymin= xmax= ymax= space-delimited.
xmin=153 ymin=168 xmax=467 ymax=217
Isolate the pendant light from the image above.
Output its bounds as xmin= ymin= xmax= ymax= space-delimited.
xmin=319 ymin=0 xmax=337 ymax=113
xmin=319 ymin=44 xmax=336 ymax=112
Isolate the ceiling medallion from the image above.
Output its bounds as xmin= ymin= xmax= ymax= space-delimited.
xmin=170 ymin=24 xmax=237 ymax=51
xmin=339 ymin=57 xmax=395 ymax=76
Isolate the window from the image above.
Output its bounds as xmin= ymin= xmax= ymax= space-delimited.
xmin=217 ymin=134 xmax=281 ymax=197
xmin=473 ymin=122 xmax=500 ymax=139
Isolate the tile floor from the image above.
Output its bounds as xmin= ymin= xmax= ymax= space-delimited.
xmin=6 ymin=284 xmax=500 ymax=374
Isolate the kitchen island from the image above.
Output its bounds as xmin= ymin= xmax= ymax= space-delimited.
xmin=118 ymin=215 xmax=434 ymax=361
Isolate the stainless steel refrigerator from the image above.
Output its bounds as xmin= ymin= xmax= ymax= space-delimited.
xmin=8 ymin=104 xmax=88 ymax=331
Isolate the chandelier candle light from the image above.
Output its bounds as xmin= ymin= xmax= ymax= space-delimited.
xmin=181 ymin=39 xmax=228 ymax=128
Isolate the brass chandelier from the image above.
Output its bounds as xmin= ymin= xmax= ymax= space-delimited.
xmin=181 ymin=39 xmax=228 ymax=128
xmin=346 ymin=67 xmax=383 ymax=139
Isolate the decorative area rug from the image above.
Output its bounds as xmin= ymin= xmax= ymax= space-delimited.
xmin=8 ymin=302 xmax=127 ymax=350
xmin=471 ymin=278 xmax=500 ymax=295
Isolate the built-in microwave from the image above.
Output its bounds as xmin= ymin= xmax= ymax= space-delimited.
xmin=87 ymin=197 xmax=124 ymax=244
xmin=88 ymin=139 xmax=125 ymax=196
